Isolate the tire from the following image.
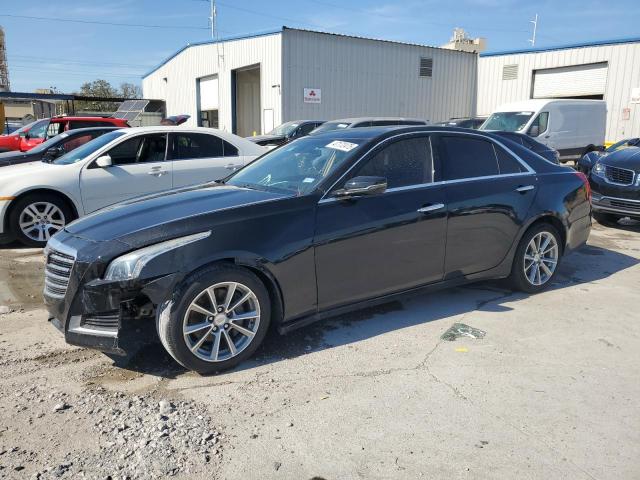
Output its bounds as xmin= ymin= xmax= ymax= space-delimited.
xmin=8 ymin=193 xmax=74 ymax=248
xmin=593 ymin=212 xmax=621 ymax=226
xmin=508 ymin=223 xmax=562 ymax=294
xmin=157 ymin=264 xmax=271 ymax=374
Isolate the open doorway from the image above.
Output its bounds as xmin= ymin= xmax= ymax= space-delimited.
xmin=232 ymin=65 xmax=261 ymax=137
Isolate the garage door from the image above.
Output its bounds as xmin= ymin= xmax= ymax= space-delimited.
xmin=199 ymin=76 xmax=219 ymax=111
xmin=533 ymin=63 xmax=608 ymax=98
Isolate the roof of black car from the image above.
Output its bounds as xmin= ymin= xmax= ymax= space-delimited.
xmin=308 ymin=125 xmax=494 ymax=140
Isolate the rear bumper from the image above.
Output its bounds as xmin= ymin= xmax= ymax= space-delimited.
xmin=566 ymin=213 xmax=591 ymax=252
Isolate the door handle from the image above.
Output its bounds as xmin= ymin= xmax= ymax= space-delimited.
xmin=417 ymin=203 xmax=445 ymax=213
xmin=515 ymin=185 xmax=535 ymax=193
xmin=225 ymin=163 xmax=239 ymax=170
xmin=148 ymin=169 xmax=169 ymax=176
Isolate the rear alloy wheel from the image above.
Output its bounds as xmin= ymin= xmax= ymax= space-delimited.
xmin=9 ymin=194 xmax=73 ymax=247
xmin=157 ymin=265 xmax=271 ymax=374
xmin=509 ymin=224 xmax=561 ymax=293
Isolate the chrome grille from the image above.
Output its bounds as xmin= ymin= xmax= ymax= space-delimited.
xmin=605 ymin=165 xmax=635 ymax=186
xmin=609 ymin=199 xmax=640 ymax=212
xmin=44 ymin=249 xmax=75 ymax=299
xmin=83 ymin=312 xmax=119 ymax=330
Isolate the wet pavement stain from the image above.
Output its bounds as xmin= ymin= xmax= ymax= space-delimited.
xmin=0 ymin=247 xmax=45 ymax=309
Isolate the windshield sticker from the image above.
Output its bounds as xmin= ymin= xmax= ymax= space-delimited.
xmin=337 ymin=124 xmax=348 ymax=128
xmin=303 ymin=177 xmax=315 ymax=183
xmin=326 ymin=140 xmax=359 ymax=152
xmin=518 ymin=111 xmax=534 ymax=115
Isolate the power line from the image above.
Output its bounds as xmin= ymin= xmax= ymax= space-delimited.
xmin=8 ymin=54 xmax=154 ymax=69
xmin=0 ymin=13 xmax=209 ymax=30
xmin=9 ymin=66 xmax=141 ymax=79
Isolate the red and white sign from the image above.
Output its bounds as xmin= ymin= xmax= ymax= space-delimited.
xmin=304 ymin=88 xmax=321 ymax=104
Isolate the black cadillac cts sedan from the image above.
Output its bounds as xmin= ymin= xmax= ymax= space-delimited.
xmin=44 ymin=126 xmax=592 ymax=373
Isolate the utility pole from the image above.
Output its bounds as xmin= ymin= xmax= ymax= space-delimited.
xmin=529 ymin=14 xmax=538 ymax=47
xmin=209 ymin=0 xmax=217 ymax=40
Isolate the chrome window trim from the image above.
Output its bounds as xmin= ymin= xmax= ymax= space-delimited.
xmin=318 ymin=130 xmax=535 ymax=204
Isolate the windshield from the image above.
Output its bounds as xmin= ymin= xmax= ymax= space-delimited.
xmin=29 ymin=132 xmax=72 ymax=154
xmin=268 ymin=121 xmax=300 ymax=137
xmin=310 ymin=121 xmax=352 ymax=134
xmin=7 ymin=120 xmax=38 ymax=137
xmin=53 ymin=131 xmax=125 ymax=165
xmin=226 ymin=136 xmax=363 ymax=195
xmin=606 ymin=138 xmax=640 ymax=152
xmin=480 ymin=111 xmax=534 ymax=132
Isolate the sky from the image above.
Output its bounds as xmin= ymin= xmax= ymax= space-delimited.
xmin=1 ymin=0 xmax=638 ymax=93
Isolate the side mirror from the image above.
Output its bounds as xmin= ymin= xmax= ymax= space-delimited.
xmin=95 ymin=155 xmax=113 ymax=168
xmin=46 ymin=146 xmax=64 ymax=158
xmin=19 ymin=132 xmax=28 ymax=139
xmin=334 ymin=176 xmax=387 ymax=198
xmin=528 ymin=125 xmax=540 ymax=137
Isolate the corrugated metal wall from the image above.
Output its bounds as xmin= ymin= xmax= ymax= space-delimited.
xmin=478 ymin=42 xmax=640 ymax=142
xmin=282 ymin=29 xmax=477 ymax=123
xmin=142 ymin=33 xmax=282 ymax=132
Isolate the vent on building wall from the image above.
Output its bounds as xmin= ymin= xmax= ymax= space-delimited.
xmin=502 ymin=64 xmax=518 ymax=80
xmin=419 ymin=57 xmax=433 ymax=77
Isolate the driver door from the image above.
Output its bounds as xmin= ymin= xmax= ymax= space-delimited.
xmin=314 ymin=134 xmax=447 ymax=310
xmin=80 ymin=133 xmax=172 ymax=213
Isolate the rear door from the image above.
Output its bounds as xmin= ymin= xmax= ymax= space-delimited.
xmin=80 ymin=133 xmax=172 ymax=212
xmin=435 ymin=133 xmax=537 ymax=277
xmin=168 ymin=132 xmax=244 ymax=187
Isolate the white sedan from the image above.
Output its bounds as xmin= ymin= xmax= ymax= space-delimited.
xmin=0 ymin=127 xmax=266 ymax=247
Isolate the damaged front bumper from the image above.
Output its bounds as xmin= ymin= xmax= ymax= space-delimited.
xmin=44 ymin=234 xmax=178 ymax=356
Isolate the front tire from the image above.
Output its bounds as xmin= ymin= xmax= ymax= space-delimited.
xmin=9 ymin=194 xmax=73 ymax=247
xmin=157 ymin=264 xmax=271 ymax=374
xmin=508 ymin=224 xmax=562 ymax=293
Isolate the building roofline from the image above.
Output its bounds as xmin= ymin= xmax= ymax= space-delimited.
xmin=142 ymin=25 xmax=476 ymax=79
xmin=142 ymin=28 xmax=283 ymax=78
xmin=481 ymin=36 xmax=640 ymax=57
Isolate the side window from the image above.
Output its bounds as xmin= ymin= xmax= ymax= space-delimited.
xmin=108 ymin=134 xmax=167 ymax=165
xmin=495 ymin=144 xmax=527 ymax=174
xmin=439 ymin=136 xmax=499 ymax=181
xmin=351 ymin=137 xmax=433 ymax=189
xmin=169 ymin=133 xmax=224 ymax=160
xmin=46 ymin=122 xmax=61 ymax=138
xmin=353 ymin=121 xmax=373 ymax=128
xmin=370 ymin=120 xmax=395 ymax=127
xmin=223 ymin=140 xmax=238 ymax=157
xmin=61 ymin=134 xmax=93 ymax=153
xmin=298 ymin=123 xmax=316 ymax=136
xmin=69 ymin=121 xmax=97 ymax=129
xmin=528 ymin=112 xmax=549 ymax=137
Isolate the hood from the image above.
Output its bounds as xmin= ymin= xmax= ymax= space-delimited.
xmin=65 ymin=183 xmax=291 ymax=244
xmin=599 ymin=147 xmax=640 ymax=170
xmin=0 ymin=150 xmax=41 ymax=167
xmin=0 ymin=160 xmax=57 ymax=179
xmin=247 ymin=134 xmax=286 ymax=145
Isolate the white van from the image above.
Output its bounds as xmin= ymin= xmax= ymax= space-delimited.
xmin=480 ymin=99 xmax=606 ymax=162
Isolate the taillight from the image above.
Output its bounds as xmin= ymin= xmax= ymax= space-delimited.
xmin=574 ymin=171 xmax=591 ymax=201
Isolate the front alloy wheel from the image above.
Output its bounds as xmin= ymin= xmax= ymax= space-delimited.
xmin=158 ymin=265 xmax=271 ymax=374
xmin=183 ymin=282 xmax=261 ymax=362
xmin=9 ymin=194 xmax=73 ymax=247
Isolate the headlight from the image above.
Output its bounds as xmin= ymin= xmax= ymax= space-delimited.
xmin=104 ymin=231 xmax=211 ymax=281
xmin=592 ymin=162 xmax=606 ymax=179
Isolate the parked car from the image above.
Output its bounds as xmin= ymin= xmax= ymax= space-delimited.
xmin=247 ymin=120 xmax=325 ymax=147
xmin=310 ymin=117 xmax=428 ymax=134
xmin=2 ymin=121 xmax=23 ymax=135
xmin=0 ymin=127 xmax=121 ymax=168
xmin=434 ymin=117 xmax=486 ymax=129
xmin=479 ymin=99 xmax=606 ymax=163
xmin=0 ymin=127 xmax=266 ymax=247
xmin=43 ymin=126 xmax=591 ymax=374
xmin=491 ymin=131 xmax=560 ymax=164
xmin=578 ymin=137 xmax=640 ymax=175
xmin=0 ymin=115 xmax=130 ymax=153
xmin=589 ymin=146 xmax=640 ymax=224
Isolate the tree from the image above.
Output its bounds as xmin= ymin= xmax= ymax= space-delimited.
xmin=119 ymin=82 xmax=142 ymax=99
xmin=74 ymin=79 xmax=142 ymax=113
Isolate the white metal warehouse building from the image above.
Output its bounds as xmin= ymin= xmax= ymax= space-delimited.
xmin=142 ymin=27 xmax=477 ymax=137
xmin=478 ymin=37 xmax=640 ymax=143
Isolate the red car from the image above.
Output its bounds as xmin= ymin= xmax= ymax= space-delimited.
xmin=0 ymin=116 xmax=129 ymax=152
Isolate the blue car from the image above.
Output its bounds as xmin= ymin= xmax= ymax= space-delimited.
xmin=578 ymin=137 xmax=640 ymax=174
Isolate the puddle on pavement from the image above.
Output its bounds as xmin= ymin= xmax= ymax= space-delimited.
xmin=0 ymin=248 xmax=45 ymax=309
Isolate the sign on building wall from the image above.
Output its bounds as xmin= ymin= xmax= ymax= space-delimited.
xmin=303 ymin=88 xmax=321 ymax=104
xmin=631 ymin=87 xmax=640 ymax=104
